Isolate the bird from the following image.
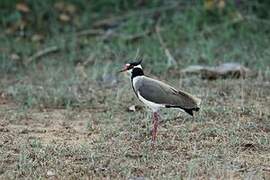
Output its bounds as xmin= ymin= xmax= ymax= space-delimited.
xmin=119 ymin=59 xmax=201 ymax=142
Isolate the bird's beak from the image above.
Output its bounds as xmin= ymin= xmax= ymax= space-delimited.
xmin=118 ymin=65 xmax=128 ymax=73
xmin=119 ymin=68 xmax=127 ymax=73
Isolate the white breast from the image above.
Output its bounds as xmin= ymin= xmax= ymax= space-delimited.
xmin=137 ymin=92 xmax=164 ymax=112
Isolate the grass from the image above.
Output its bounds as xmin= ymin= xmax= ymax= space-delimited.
xmin=0 ymin=0 xmax=270 ymax=179
xmin=1 ymin=78 xmax=269 ymax=179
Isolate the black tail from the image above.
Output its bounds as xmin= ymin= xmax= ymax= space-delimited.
xmin=165 ymin=105 xmax=200 ymax=116
xmin=183 ymin=107 xmax=200 ymax=116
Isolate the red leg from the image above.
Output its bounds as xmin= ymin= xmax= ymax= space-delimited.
xmin=152 ymin=112 xmax=159 ymax=142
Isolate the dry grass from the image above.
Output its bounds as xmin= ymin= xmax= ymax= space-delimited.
xmin=0 ymin=75 xmax=269 ymax=179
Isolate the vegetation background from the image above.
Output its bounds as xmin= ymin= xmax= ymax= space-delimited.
xmin=0 ymin=0 xmax=270 ymax=179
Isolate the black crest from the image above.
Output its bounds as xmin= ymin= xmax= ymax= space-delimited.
xmin=129 ymin=58 xmax=143 ymax=66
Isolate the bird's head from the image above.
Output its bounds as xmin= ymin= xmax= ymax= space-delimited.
xmin=119 ymin=59 xmax=143 ymax=74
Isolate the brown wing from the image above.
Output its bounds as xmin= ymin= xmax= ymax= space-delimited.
xmin=135 ymin=77 xmax=200 ymax=109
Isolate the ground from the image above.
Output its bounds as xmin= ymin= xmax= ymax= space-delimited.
xmin=1 ymin=0 xmax=270 ymax=179
xmin=0 ymin=76 xmax=269 ymax=179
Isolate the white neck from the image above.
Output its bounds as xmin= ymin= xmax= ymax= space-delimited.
xmin=134 ymin=65 xmax=142 ymax=69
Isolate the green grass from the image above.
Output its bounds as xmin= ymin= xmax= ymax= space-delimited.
xmin=0 ymin=0 xmax=270 ymax=179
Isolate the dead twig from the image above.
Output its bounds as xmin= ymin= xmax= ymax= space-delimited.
xmin=100 ymin=29 xmax=117 ymax=41
xmin=121 ymin=29 xmax=152 ymax=42
xmin=76 ymin=29 xmax=106 ymax=37
xmin=82 ymin=53 xmax=96 ymax=67
xmin=93 ymin=2 xmax=182 ymax=29
xmin=98 ymin=29 xmax=152 ymax=43
xmin=25 ymin=45 xmax=59 ymax=65
xmin=24 ymin=29 xmax=150 ymax=65
xmin=155 ymin=25 xmax=177 ymax=67
xmin=24 ymin=30 xmax=101 ymax=65
xmin=135 ymin=47 xmax=141 ymax=60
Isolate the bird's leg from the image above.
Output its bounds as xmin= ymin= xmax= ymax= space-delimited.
xmin=152 ymin=112 xmax=159 ymax=142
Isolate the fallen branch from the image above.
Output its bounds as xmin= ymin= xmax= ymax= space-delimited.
xmin=24 ymin=28 xmax=152 ymax=65
xmin=121 ymin=29 xmax=152 ymax=42
xmin=155 ymin=25 xmax=177 ymax=67
xmin=76 ymin=29 xmax=106 ymax=37
xmin=24 ymin=45 xmax=59 ymax=65
xmin=93 ymin=2 xmax=183 ymax=29
xmin=82 ymin=53 xmax=96 ymax=67
xmin=135 ymin=47 xmax=141 ymax=60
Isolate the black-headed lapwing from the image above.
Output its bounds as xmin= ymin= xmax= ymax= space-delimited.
xmin=120 ymin=59 xmax=201 ymax=142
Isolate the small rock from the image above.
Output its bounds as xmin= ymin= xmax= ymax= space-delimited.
xmin=31 ymin=34 xmax=44 ymax=42
xmin=59 ymin=13 xmax=70 ymax=22
xmin=47 ymin=169 xmax=56 ymax=177
xmin=128 ymin=176 xmax=145 ymax=180
xmin=126 ymin=105 xmax=143 ymax=112
xmin=10 ymin=53 xmax=20 ymax=61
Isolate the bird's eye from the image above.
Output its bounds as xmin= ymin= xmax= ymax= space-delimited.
xmin=125 ymin=64 xmax=133 ymax=70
